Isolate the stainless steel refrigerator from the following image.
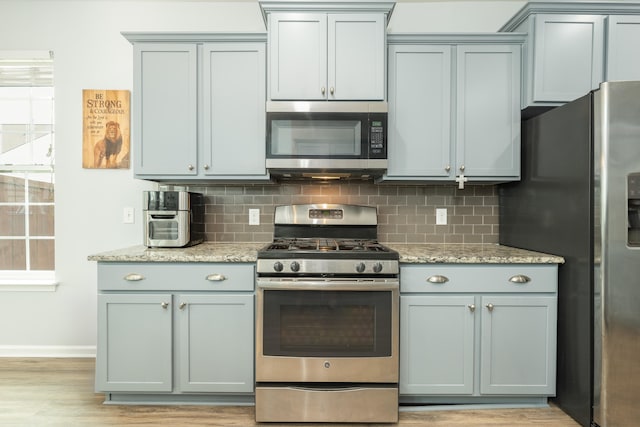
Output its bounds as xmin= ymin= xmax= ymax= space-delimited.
xmin=499 ymin=81 xmax=640 ymax=427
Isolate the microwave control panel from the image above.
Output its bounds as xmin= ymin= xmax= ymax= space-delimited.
xmin=369 ymin=115 xmax=387 ymax=158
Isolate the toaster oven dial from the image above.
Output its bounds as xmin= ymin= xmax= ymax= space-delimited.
xmin=355 ymin=262 xmax=366 ymax=273
xmin=290 ymin=261 xmax=300 ymax=272
xmin=273 ymin=261 xmax=283 ymax=272
xmin=373 ymin=262 xmax=383 ymax=273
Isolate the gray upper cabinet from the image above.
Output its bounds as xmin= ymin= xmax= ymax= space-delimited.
xmin=384 ymin=34 xmax=523 ymax=184
xmin=201 ymin=42 xmax=267 ymax=179
xmin=260 ymin=1 xmax=394 ymax=101
xmin=133 ymin=43 xmax=198 ymax=177
xmin=500 ymin=2 xmax=640 ymax=109
xmin=123 ymin=33 xmax=268 ymax=182
xmin=606 ymin=15 xmax=640 ymax=81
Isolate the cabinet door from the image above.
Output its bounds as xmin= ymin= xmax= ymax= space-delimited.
xmin=133 ymin=43 xmax=198 ymax=176
xmin=177 ymin=294 xmax=254 ymax=393
xmin=480 ymin=295 xmax=557 ymax=395
xmin=328 ymin=14 xmax=385 ymax=100
xmin=96 ymin=293 xmax=173 ymax=392
xmin=606 ymin=15 xmax=640 ymax=82
xmin=456 ymin=45 xmax=520 ymax=179
xmin=532 ymin=14 xmax=604 ymax=103
xmin=386 ymin=45 xmax=452 ymax=178
xmin=202 ymin=43 xmax=267 ymax=179
xmin=269 ymin=13 xmax=327 ymax=100
xmin=400 ymin=295 xmax=475 ymax=395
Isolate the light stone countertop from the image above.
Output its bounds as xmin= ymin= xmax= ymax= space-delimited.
xmin=88 ymin=242 xmax=564 ymax=264
xmin=87 ymin=242 xmax=263 ymax=263
xmin=392 ymin=244 xmax=564 ymax=264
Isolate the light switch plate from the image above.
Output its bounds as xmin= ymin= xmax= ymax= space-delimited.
xmin=436 ymin=208 xmax=447 ymax=225
xmin=123 ymin=207 xmax=134 ymax=224
xmin=249 ymin=209 xmax=260 ymax=225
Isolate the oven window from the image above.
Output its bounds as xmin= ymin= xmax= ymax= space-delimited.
xmin=262 ymin=290 xmax=392 ymax=357
xmin=149 ymin=221 xmax=179 ymax=240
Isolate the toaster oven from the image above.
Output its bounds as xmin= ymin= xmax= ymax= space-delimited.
xmin=143 ymin=191 xmax=204 ymax=248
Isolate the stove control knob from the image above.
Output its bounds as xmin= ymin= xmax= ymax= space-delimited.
xmin=373 ymin=262 xmax=383 ymax=273
xmin=290 ymin=261 xmax=300 ymax=272
xmin=355 ymin=262 xmax=366 ymax=273
xmin=273 ymin=261 xmax=283 ymax=272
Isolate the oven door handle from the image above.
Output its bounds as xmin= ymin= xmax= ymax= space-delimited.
xmin=286 ymin=385 xmax=375 ymax=392
xmin=257 ymin=279 xmax=399 ymax=291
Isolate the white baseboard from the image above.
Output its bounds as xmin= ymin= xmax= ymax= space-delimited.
xmin=0 ymin=345 xmax=96 ymax=358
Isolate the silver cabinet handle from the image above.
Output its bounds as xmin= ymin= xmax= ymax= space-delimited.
xmin=161 ymin=302 xmax=169 ymax=309
xmin=179 ymin=302 xmax=187 ymax=310
xmin=468 ymin=304 xmax=476 ymax=312
xmin=124 ymin=273 xmax=144 ymax=281
xmin=330 ymin=87 xmax=334 ymax=95
xmin=509 ymin=274 xmax=531 ymax=284
xmin=426 ymin=275 xmax=449 ymax=284
xmin=321 ymin=86 xmax=326 ymax=95
xmin=206 ymin=274 xmax=227 ymax=282
xmin=486 ymin=303 xmax=494 ymax=312
xmin=188 ymin=164 xmax=194 ymax=171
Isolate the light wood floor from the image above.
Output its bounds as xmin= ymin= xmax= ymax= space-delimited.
xmin=0 ymin=358 xmax=580 ymax=426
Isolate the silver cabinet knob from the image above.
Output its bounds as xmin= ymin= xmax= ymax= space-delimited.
xmin=330 ymin=87 xmax=334 ymax=95
xmin=188 ymin=164 xmax=194 ymax=171
xmin=179 ymin=302 xmax=187 ymax=310
xmin=206 ymin=274 xmax=227 ymax=282
xmin=459 ymin=165 xmax=465 ymax=172
xmin=321 ymin=86 xmax=326 ymax=95
xmin=426 ymin=275 xmax=449 ymax=284
xmin=509 ymin=274 xmax=531 ymax=284
xmin=486 ymin=303 xmax=494 ymax=312
xmin=161 ymin=302 xmax=169 ymax=309
xmin=204 ymin=164 xmax=210 ymax=170
xmin=468 ymin=304 xmax=476 ymax=312
xmin=124 ymin=273 xmax=144 ymax=281
xmin=445 ymin=165 xmax=451 ymax=172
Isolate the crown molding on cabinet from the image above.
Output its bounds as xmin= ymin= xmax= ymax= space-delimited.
xmin=501 ymin=1 xmax=640 ymax=31
xmin=121 ymin=32 xmax=267 ymax=43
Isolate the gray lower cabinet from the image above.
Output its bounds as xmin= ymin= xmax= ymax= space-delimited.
xmin=122 ymin=33 xmax=268 ymax=181
xmin=384 ymin=34 xmax=522 ymax=183
xmin=95 ymin=262 xmax=254 ymax=396
xmin=400 ymin=264 xmax=558 ymax=400
xmin=500 ymin=2 xmax=640 ymax=108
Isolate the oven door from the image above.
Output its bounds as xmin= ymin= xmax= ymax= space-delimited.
xmin=144 ymin=211 xmax=189 ymax=247
xmin=256 ymin=278 xmax=399 ymax=383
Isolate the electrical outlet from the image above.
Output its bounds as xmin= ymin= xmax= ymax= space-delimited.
xmin=436 ymin=208 xmax=447 ymax=225
xmin=249 ymin=209 xmax=260 ymax=225
xmin=123 ymin=207 xmax=135 ymax=224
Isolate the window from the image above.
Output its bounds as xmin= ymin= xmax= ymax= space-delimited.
xmin=0 ymin=51 xmax=55 ymax=287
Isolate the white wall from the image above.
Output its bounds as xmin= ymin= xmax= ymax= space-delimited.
xmin=0 ymin=0 xmax=524 ymax=356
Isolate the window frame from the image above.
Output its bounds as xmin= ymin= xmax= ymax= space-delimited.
xmin=0 ymin=51 xmax=57 ymax=291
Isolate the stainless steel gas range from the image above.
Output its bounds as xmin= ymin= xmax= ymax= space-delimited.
xmin=255 ymin=204 xmax=399 ymax=423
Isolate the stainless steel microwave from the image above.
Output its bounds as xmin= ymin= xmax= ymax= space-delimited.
xmin=265 ymin=101 xmax=388 ymax=180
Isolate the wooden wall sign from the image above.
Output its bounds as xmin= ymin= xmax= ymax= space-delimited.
xmin=82 ymin=89 xmax=130 ymax=169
